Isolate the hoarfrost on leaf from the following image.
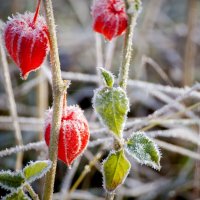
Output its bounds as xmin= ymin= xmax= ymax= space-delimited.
xmin=93 ymin=87 xmax=129 ymax=138
xmin=126 ymin=132 xmax=161 ymax=170
xmin=23 ymin=160 xmax=52 ymax=183
xmin=98 ymin=67 xmax=115 ymax=87
xmin=0 ymin=171 xmax=24 ymax=191
xmin=2 ymin=189 xmax=30 ymax=200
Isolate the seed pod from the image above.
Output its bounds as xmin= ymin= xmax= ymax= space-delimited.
xmin=44 ymin=106 xmax=90 ymax=166
xmin=91 ymin=0 xmax=128 ymax=40
xmin=3 ymin=12 xmax=49 ymax=79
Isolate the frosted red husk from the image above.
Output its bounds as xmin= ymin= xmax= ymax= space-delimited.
xmin=44 ymin=106 xmax=90 ymax=166
xmin=3 ymin=12 xmax=49 ymax=79
xmin=91 ymin=0 xmax=128 ymax=40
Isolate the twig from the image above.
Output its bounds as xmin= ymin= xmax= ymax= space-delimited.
xmin=0 ymin=21 xmax=23 ymax=170
xmin=69 ymin=152 xmax=103 ymax=194
xmin=149 ymin=90 xmax=198 ymax=119
xmin=154 ymin=139 xmax=200 ymax=160
xmin=141 ymin=56 xmax=173 ymax=86
xmin=0 ymin=141 xmax=46 ymax=158
xmin=183 ymin=0 xmax=198 ymax=86
xmin=42 ymin=65 xmax=200 ymax=99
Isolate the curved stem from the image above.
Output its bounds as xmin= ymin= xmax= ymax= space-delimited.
xmin=0 ymin=21 xmax=23 ymax=170
xmin=25 ymin=184 xmax=40 ymax=200
xmin=42 ymin=0 xmax=67 ymax=199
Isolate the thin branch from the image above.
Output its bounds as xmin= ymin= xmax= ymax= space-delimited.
xmin=0 ymin=141 xmax=45 ymax=158
xmin=183 ymin=0 xmax=198 ymax=86
xmin=154 ymin=139 xmax=200 ymax=160
xmin=0 ymin=21 xmax=23 ymax=170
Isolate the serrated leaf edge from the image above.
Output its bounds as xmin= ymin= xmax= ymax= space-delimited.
xmin=92 ymin=87 xmax=129 ymax=138
xmin=102 ymin=150 xmax=131 ymax=192
xmin=23 ymin=160 xmax=52 ymax=183
xmin=126 ymin=132 xmax=161 ymax=170
xmin=0 ymin=170 xmax=25 ymax=191
xmin=1 ymin=189 xmax=31 ymax=200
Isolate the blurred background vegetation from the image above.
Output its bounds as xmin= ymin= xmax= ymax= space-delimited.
xmin=0 ymin=0 xmax=200 ymax=199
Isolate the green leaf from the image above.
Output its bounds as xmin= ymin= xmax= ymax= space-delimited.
xmin=93 ymin=87 xmax=129 ymax=138
xmin=98 ymin=67 xmax=114 ymax=87
xmin=126 ymin=132 xmax=161 ymax=170
xmin=23 ymin=160 xmax=52 ymax=183
xmin=3 ymin=189 xmax=30 ymax=200
xmin=103 ymin=150 xmax=131 ymax=192
xmin=0 ymin=171 xmax=24 ymax=191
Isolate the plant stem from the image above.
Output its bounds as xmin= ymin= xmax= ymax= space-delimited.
xmin=105 ymin=192 xmax=115 ymax=200
xmin=42 ymin=0 xmax=67 ymax=199
xmin=25 ymin=184 xmax=40 ymax=200
xmin=33 ymin=0 xmax=42 ymax=24
xmin=118 ymin=0 xmax=141 ymax=90
xmin=0 ymin=21 xmax=23 ymax=170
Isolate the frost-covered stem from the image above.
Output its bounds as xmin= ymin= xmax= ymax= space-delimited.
xmin=118 ymin=0 xmax=141 ymax=90
xmin=105 ymin=192 xmax=115 ymax=200
xmin=25 ymin=184 xmax=39 ymax=200
xmin=0 ymin=22 xmax=23 ymax=170
xmin=42 ymin=0 xmax=67 ymax=199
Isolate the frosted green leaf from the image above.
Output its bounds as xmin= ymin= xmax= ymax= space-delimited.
xmin=98 ymin=67 xmax=114 ymax=87
xmin=103 ymin=150 xmax=131 ymax=192
xmin=3 ymin=189 xmax=30 ymax=200
xmin=126 ymin=132 xmax=161 ymax=170
xmin=93 ymin=87 xmax=129 ymax=138
xmin=23 ymin=160 xmax=52 ymax=183
xmin=0 ymin=171 xmax=24 ymax=191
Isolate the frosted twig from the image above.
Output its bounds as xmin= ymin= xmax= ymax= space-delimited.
xmin=0 ymin=116 xmax=43 ymax=131
xmin=41 ymin=64 xmax=200 ymax=99
xmin=88 ymin=137 xmax=113 ymax=148
xmin=0 ymin=141 xmax=46 ymax=158
xmin=0 ymin=23 xmax=23 ymax=170
xmin=126 ymin=84 xmax=200 ymax=130
xmin=148 ymin=128 xmax=200 ymax=146
xmin=150 ymin=90 xmax=198 ymax=119
xmin=141 ymin=56 xmax=173 ymax=86
xmin=149 ymin=83 xmax=200 ymax=118
xmin=154 ymin=139 xmax=200 ymax=160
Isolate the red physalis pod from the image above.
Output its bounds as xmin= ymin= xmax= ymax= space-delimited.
xmin=3 ymin=12 xmax=49 ymax=79
xmin=44 ymin=106 xmax=90 ymax=166
xmin=91 ymin=0 xmax=128 ymax=40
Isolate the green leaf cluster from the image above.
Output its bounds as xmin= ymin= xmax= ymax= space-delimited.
xmin=0 ymin=160 xmax=52 ymax=200
xmin=93 ymin=68 xmax=161 ymax=192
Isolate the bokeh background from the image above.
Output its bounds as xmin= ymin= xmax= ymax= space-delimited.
xmin=0 ymin=0 xmax=200 ymax=199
